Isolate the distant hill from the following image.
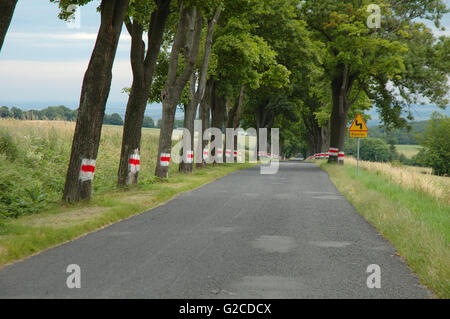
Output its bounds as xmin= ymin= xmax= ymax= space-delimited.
xmin=368 ymin=120 xmax=428 ymax=145
xmin=365 ymin=104 xmax=449 ymax=126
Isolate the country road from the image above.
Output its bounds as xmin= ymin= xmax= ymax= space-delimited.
xmin=0 ymin=162 xmax=429 ymax=298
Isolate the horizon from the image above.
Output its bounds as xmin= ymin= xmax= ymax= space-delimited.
xmin=0 ymin=0 xmax=449 ymax=122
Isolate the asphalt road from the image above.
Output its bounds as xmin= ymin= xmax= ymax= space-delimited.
xmin=0 ymin=162 xmax=429 ymax=298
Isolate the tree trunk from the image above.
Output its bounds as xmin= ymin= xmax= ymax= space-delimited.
xmin=179 ymin=74 xmax=197 ymax=173
xmin=63 ymin=0 xmax=129 ymax=203
xmin=179 ymin=7 xmax=221 ymax=173
xmin=197 ymin=79 xmax=213 ymax=168
xmin=118 ymin=0 xmax=171 ymax=186
xmin=155 ymin=4 xmax=202 ymax=178
xmin=328 ymin=64 xmax=352 ymax=164
xmin=210 ymin=82 xmax=226 ymax=159
xmin=225 ymin=85 xmax=245 ymax=162
xmin=0 ymin=0 xmax=17 ymax=51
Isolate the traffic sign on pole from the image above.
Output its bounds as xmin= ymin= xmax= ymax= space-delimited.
xmin=349 ymin=114 xmax=368 ymax=176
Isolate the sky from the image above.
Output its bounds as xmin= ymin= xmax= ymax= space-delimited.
xmin=0 ymin=0 xmax=449 ymax=121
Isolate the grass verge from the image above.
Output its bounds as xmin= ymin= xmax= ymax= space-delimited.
xmin=0 ymin=162 xmax=254 ymax=268
xmin=320 ymin=161 xmax=449 ymax=298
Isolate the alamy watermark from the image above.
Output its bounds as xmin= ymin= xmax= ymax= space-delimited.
xmin=65 ymin=4 xmax=81 ymax=29
xmin=367 ymin=4 xmax=381 ymax=29
xmin=366 ymin=264 xmax=381 ymax=288
xmin=170 ymin=120 xmax=280 ymax=175
xmin=66 ymin=264 xmax=81 ymax=289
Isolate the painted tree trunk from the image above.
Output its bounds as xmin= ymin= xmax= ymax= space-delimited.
xmin=118 ymin=0 xmax=171 ymax=186
xmin=197 ymin=79 xmax=213 ymax=168
xmin=0 ymin=0 xmax=17 ymax=51
xmin=328 ymin=65 xmax=352 ymax=165
xmin=155 ymin=5 xmax=202 ymax=178
xmin=62 ymin=0 xmax=129 ymax=203
xmin=179 ymin=100 xmax=197 ymax=173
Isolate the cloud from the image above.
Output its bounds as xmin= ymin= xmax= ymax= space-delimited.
xmin=0 ymin=59 xmax=132 ymax=102
xmin=8 ymin=32 xmax=131 ymax=41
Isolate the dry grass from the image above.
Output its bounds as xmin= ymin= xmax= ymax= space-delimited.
xmin=322 ymin=163 xmax=450 ymax=298
xmin=345 ymin=156 xmax=450 ymax=204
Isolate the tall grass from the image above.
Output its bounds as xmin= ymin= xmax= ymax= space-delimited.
xmin=0 ymin=119 xmax=178 ymax=218
xmin=321 ymin=162 xmax=450 ymax=298
xmin=345 ymin=156 xmax=449 ymax=204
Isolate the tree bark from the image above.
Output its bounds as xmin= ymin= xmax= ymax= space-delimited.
xmin=155 ymin=4 xmax=203 ymax=178
xmin=0 ymin=0 xmax=17 ymax=51
xmin=63 ymin=0 xmax=129 ymax=202
xmin=225 ymin=85 xmax=245 ymax=162
xmin=118 ymin=0 xmax=171 ymax=186
xmin=179 ymin=7 xmax=221 ymax=173
xmin=179 ymin=74 xmax=197 ymax=173
xmin=328 ymin=64 xmax=355 ymax=164
xmin=196 ymin=78 xmax=213 ymax=168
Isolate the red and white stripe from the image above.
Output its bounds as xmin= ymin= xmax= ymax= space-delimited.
xmin=128 ymin=152 xmax=140 ymax=174
xmin=216 ymin=148 xmax=223 ymax=156
xmin=185 ymin=150 xmax=194 ymax=164
xmin=79 ymin=159 xmax=96 ymax=182
xmin=160 ymin=153 xmax=171 ymax=167
xmin=328 ymin=147 xmax=339 ymax=157
xmin=225 ymin=149 xmax=232 ymax=157
xmin=338 ymin=151 xmax=344 ymax=161
xmin=203 ymin=148 xmax=209 ymax=159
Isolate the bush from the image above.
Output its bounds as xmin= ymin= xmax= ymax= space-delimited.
xmin=345 ymin=138 xmax=392 ymax=162
xmin=103 ymin=113 xmax=124 ymax=125
xmin=418 ymin=112 xmax=450 ymax=176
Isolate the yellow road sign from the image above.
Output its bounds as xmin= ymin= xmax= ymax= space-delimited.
xmin=350 ymin=131 xmax=368 ymax=138
xmin=349 ymin=114 xmax=368 ymax=138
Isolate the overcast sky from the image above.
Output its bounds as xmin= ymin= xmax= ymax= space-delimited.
xmin=0 ymin=0 xmax=449 ymax=111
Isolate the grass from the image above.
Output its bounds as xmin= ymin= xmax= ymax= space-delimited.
xmin=345 ymin=157 xmax=449 ymax=204
xmin=320 ymin=159 xmax=450 ymax=298
xmin=0 ymin=119 xmax=254 ymax=267
xmin=395 ymin=144 xmax=423 ymax=158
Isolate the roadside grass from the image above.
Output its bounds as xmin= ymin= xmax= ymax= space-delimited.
xmin=0 ymin=119 xmax=255 ymax=267
xmin=320 ymin=161 xmax=450 ymax=298
xmin=395 ymin=144 xmax=422 ymax=158
xmin=0 ymin=162 xmax=254 ymax=267
xmin=345 ymin=157 xmax=449 ymax=204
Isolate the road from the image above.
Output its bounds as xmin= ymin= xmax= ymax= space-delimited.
xmin=0 ymin=162 xmax=429 ymax=298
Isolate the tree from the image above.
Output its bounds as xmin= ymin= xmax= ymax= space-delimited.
xmin=117 ymin=0 xmax=172 ymax=186
xmin=418 ymin=112 xmax=450 ymax=176
xmin=179 ymin=6 xmax=222 ymax=173
xmin=0 ymin=106 xmax=11 ymax=118
xmin=0 ymin=0 xmax=17 ymax=52
xmin=299 ymin=0 xmax=449 ymax=164
xmin=59 ymin=0 xmax=130 ymax=202
xmin=345 ymin=137 xmax=392 ymax=162
xmin=155 ymin=2 xmax=203 ymax=178
xmin=142 ymin=116 xmax=155 ymax=128
xmin=103 ymin=113 xmax=124 ymax=125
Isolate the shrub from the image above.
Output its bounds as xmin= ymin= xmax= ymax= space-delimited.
xmin=418 ymin=112 xmax=450 ymax=176
xmin=345 ymin=138 xmax=392 ymax=162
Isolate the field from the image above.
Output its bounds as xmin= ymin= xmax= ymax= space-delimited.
xmin=321 ymin=159 xmax=450 ymax=298
xmin=395 ymin=144 xmax=423 ymax=158
xmin=0 ymin=119 xmax=254 ymax=266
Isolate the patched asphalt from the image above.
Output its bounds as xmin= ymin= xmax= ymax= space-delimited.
xmin=0 ymin=162 xmax=430 ymax=298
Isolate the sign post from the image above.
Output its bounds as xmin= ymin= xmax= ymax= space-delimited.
xmin=349 ymin=114 xmax=368 ymax=176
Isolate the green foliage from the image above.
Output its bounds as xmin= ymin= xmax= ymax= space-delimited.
xmin=142 ymin=116 xmax=155 ymax=128
xmin=418 ymin=112 xmax=450 ymax=176
xmin=103 ymin=113 xmax=124 ymax=126
xmin=345 ymin=137 xmax=393 ymax=162
xmin=0 ymin=105 xmax=77 ymax=121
